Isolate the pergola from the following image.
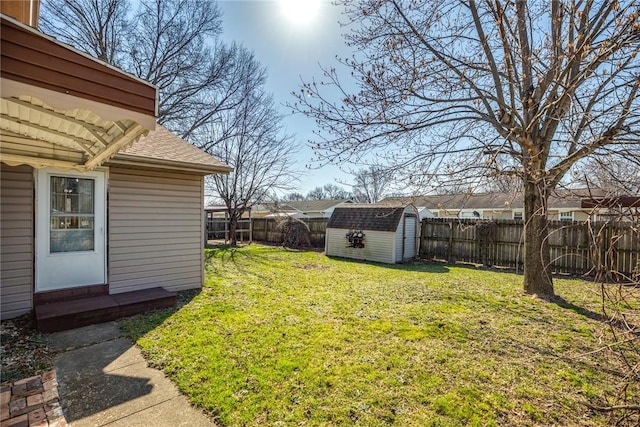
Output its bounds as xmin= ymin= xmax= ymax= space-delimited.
xmin=0 ymin=14 xmax=157 ymax=172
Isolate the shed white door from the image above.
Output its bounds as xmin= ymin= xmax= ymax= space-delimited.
xmin=35 ymin=168 xmax=106 ymax=292
xmin=403 ymin=215 xmax=417 ymax=260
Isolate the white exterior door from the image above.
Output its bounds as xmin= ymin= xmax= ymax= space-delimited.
xmin=35 ymin=168 xmax=106 ymax=292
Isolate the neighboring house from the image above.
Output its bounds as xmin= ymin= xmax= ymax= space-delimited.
xmin=208 ymin=199 xmax=353 ymax=219
xmin=325 ymin=204 xmax=419 ymax=264
xmin=0 ymin=11 xmax=231 ymax=330
xmin=234 ymin=203 xmax=293 ymax=218
xmin=285 ymin=199 xmax=353 ymax=218
xmin=265 ymin=212 xmax=310 ymax=220
xmin=381 ymin=189 xmax=616 ymax=222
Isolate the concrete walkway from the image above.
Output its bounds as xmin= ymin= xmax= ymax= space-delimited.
xmin=46 ymin=322 xmax=216 ymax=427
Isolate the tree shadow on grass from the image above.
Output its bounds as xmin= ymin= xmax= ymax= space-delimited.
xmin=204 ymin=243 xmax=274 ymax=271
xmin=326 ymin=256 xmax=452 ymax=274
xmin=546 ymin=295 xmax=607 ymax=323
xmin=544 ymin=294 xmax=639 ymax=335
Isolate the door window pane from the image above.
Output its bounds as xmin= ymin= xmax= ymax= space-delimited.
xmin=50 ymin=176 xmax=95 ymax=253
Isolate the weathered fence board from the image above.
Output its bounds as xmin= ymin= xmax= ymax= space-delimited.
xmin=251 ymin=217 xmax=327 ymax=247
xmin=420 ymin=218 xmax=639 ymax=278
xmin=205 ymin=217 xmax=251 ymax=243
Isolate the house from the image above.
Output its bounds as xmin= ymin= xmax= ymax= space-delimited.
xmin=265 ymin=212 xmax=310 ymax=219
xmin=284 ymin=199 xmax=353 ymax=218
xmin=381 ymin=189 xmax=615 ymax=222
xmin=0 ymin=10 xmax=231 ymax=330
xmin=325 ymin=204 xmax=419 ymax=264
xmin=581 ymin=196 xmax=640 ymax=222
xmin=206 ymin=199 xmax=352 ymax=219
xmin=252 ymin=199 xmax=353 ymax=219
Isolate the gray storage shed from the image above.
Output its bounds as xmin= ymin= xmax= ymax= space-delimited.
xmin=325 ymin=204 xmax=419 ymax=264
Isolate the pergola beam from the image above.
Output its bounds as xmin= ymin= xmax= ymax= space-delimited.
xmin=0 ymin=152 xmax=86 ymax=171
xmin=83 ymin=123 xmax=148 ymax=170
xmin=0 ymin=113 xmax=96 ymax=155
xmin=4 ymin=97 xmax=110 ymax=147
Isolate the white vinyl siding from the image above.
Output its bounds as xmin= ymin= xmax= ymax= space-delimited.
xmin=108 ymin=168 xmax=205 ymax=293
xmin=1 ymin=164 xmax=34 ymax=319
xmin=326 ymin=228 xmax=396 ymax=264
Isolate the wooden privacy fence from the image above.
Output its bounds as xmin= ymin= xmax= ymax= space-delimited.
xmin=420 ymin=218 xmax=640 ymax=278
xmin=213 ymin=216 xmax=639 ymax=278
xmin=251 ymin=217 xmax=328 ymax=247
xmin=205 ymin=217 xmax=251 ymax=242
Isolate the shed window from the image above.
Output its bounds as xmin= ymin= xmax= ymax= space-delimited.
xmin=513 ymin=211 xmax=523 ymax=220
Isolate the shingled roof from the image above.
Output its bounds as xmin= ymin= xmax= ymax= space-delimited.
xmin=327 ymin=205 xmax=407 ymax=232
xmin=111 ymin=125 xmax=232 ymax=174
xmin=380 ymin=189 xmax=610 ymax=210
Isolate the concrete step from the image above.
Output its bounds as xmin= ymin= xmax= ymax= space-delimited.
xmin=35 ymin=287 xmax=176 ymax=332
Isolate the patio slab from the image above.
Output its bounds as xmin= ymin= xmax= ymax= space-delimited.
xmin=48 ymin=323 xmax=216 ymax=427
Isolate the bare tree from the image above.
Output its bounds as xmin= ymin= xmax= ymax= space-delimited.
xmin=306 ymin=183 xmax=351 ymax=200
xmin=324 ymin=183 xmax=351 ymax=199
xmin=292 ymin=0 xmax=640 ymax=296
xmin=284 ymin=192 xmax=306 ymax=201
xmin=306 ymin=186 xmax=327 ymax=200
xmin=203 ymin=60 xmax=299 ymax=246
xmin=584 ymin=203 xmax=640 ymax=425
xmin=350 ymin=165 xmax=393 ymax=203
xmin=40 ymin=0 xmax=242 ymax=138
xmin=481 ymin=174 xmax=524 ymax=195
xmin=40 ymin=0 xmax=130 ymax=65
xmin=578 ymin=157 xmax=640 ymax=195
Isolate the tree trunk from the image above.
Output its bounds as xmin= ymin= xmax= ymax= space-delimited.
xmin=228 ymin=214 xmax=239 ymax=246
xmin=523 ymin=181 xmax=555 ymax=296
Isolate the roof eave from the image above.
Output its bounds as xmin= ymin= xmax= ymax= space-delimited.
xmin=1 ymin=13 xmax=158 ymax=93
xmin=1 ymin=14 xmax=158 ymax=118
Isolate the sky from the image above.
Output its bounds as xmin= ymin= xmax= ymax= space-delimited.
xmin=216 ymin=0 xmax=356 ymax=196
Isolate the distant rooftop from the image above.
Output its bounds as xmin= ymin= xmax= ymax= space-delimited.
xmin=380 ymin=189 xmax=612 ymax=210
xmin=285 ymin=199 xmax=351 ymax=213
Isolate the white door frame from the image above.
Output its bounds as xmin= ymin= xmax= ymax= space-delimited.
xmin=35 ymin=167 xmax=107 ymax=292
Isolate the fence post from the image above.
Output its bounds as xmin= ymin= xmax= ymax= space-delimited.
xmin=448 ymin=221 xmax=454 ymax=264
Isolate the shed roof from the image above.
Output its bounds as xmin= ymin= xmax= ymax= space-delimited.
xmin=327 ymin=205 xmax=407 ymax=232
xmin=111 ymin=125 xmax=232 ymax=174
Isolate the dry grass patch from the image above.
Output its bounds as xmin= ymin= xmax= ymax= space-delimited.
xmin=122 ymin=244 xmax=636 ymax=426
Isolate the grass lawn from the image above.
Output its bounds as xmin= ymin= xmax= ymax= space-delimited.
xmin=121 ymin=244 xmax=636 ymax=426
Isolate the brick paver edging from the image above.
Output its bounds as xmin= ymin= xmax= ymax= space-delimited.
xmin=1 ymin=371 xmax=67 ymax=427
